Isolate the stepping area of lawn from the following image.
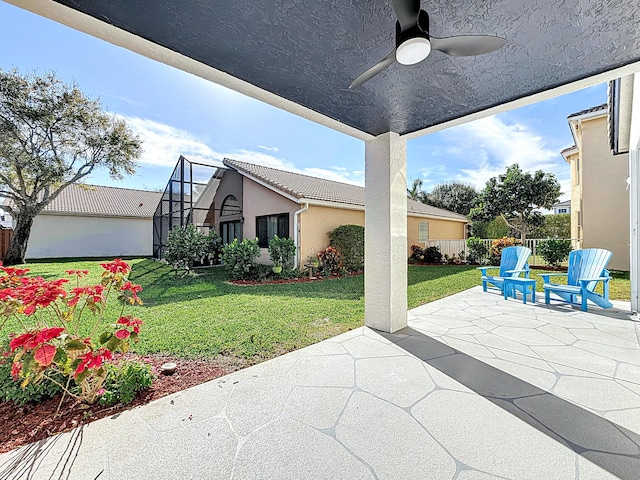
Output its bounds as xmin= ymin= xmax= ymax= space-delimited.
xmin=2 ymin=286 xmax=638 ymax=479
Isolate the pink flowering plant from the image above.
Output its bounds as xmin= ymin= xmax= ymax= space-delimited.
xmin=1 ymin=259 xmax=145 ymax=405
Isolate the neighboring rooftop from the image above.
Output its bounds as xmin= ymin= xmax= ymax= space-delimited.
xmin=553 ymin=200 xmax=571 ymax=208
xmin=567 ymin=103 xmax=608 ymax=119
xmin=41 ymin=184 xmax=162 ymax=218
xmin=223 ymin=158 xmax=468 ymax=222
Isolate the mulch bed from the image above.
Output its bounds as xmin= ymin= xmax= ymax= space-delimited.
xmin=0 ymin=354 xmax=242 ymax=454
xmin=230 ymin=271 xmax=363 ymax=286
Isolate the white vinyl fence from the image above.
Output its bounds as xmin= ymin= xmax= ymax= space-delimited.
xmin=422 ymin=238 xmax=581 ymax=265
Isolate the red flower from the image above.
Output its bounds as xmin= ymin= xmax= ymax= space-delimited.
xmin=74 ymin=348 xmax=113 ymax=378
xmin=121 ymin=281 xmax=143 ymax=303
xmin=100 ymin=259 xmax=130 ymax=275
xmin=9 ymin=327 xmax=64 ymax=353
xmin=33 ymin=344 xmax=57 ymax=366
xmin=68 ymin=285 xmax=104 ymax=307
xmin=115 ymin=329 xmax=131 ymax=339
xmin=117 ymin=316 xmax=143 ymax=334
xmin=66 ymin=269 xmax=89 ymax=278
xmin=11 ymin=362 xmax=21 ymax=378
xmin=17 ymin=277 xmax=68 ymax=315
xmin=0 ymin=266 xmax=30 ymax=277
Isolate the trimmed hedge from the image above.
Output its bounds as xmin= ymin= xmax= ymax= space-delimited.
xmin=328 ymin=224 xmax=364 ymax=271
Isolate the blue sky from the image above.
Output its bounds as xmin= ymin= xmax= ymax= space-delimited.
xmin=0 ymin=2 xmax=607 ymax=201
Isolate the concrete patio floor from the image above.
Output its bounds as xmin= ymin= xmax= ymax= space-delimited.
xmin=2 ymin=286 xmax=640 ymax=479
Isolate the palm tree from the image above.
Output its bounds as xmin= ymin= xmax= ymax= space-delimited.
xmin=407 ymin=178 xmax=425 ymax=202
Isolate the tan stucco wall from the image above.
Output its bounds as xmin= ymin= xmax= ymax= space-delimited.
xmin=298 ymin=205 xmax=365 ymax=266
xmin=565 ymin=150 xmax=581 ymax=242
xmin=407 ymin=216 xmax=465 ymax=246
xmin=576 ymin=115 xmax=630 ymax=270
xmin=299 ymin=205 xmax=466 ymax=268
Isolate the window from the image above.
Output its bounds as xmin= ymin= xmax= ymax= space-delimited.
xmin=419 ymin=221 xmax=429 ymax=242
xmin=221 ymin=221 xmax=242 ymax=244
xmin=558 ymin=208 xmax=568 ymax=214
xmin=221 ymin=195 xmax=241 ymax=216
xmin=256 ymin=213 xmax=289 ymax=247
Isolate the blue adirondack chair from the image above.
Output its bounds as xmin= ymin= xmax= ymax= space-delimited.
xmin=541 ymin=248 xmax=612 ymax=312
xmin=477 ymin=246 xmax=531 ymax=293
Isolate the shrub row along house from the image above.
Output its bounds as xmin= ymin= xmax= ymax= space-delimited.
xmin=5 ymin=157 xmax=468 ymax=265
xmin=153 ymin=157 xmax=468 ymax=268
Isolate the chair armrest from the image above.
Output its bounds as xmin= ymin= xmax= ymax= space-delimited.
xmin=476 ymin=267 xmax=498 ymax=276
xmin=579 ymin=277 xmax=610 ymax=284
xmin=540 ymin=273 xmax=567 ymax=284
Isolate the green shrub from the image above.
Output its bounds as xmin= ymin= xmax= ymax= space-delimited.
xmin=221 ymin=238 xmax=261 ymax=280
xmin=165 ymin=224 xmax=206 ymax=270
xmin=409 ymin=244 xmax=423 ymax=262
xmin=99 ymin=359 xmax=154 ymax=406
xmin=0 ymin=341 xmax=64 ymax=405
xmin=328 ymin=225 xmax=365 ymax=271
xmin=538 ymin=239 xmax=573 ymax=267
xmin=423 ymin=246 xmax=443 ymax=264
xmin=485 ymin=217 xmax=510 ymax=239
xmin=317 ymin=246 xmax=340 ymax=274
xmin=268 ymin=235 xmax=296 ymax=269
xmin=466 ymin=237 xmax=488 ymax=264
xmin=204 ymin=230 xmax=223 ymax=265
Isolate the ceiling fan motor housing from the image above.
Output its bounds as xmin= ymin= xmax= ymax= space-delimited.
xmin=395 ymin=10 xmax=431 ymax=65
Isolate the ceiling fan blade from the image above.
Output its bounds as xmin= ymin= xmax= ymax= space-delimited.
xmin=349 ymin=50 xmax=397 ymax=89
xmin=392 ymin=0 xmax=420 ymax=31
xmin=431 ymin=35 xmax=506 ymax=56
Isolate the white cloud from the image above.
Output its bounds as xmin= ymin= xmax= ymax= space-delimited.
xmin=117 ymin=115 xmax=364 ymax=186
xmin=443 ymin=115 xmax=567 ymax=190
xmin=257 ymin=145 xmax=279 ymax=152
xmin=116 ymin=115 xmax=222 ymax=168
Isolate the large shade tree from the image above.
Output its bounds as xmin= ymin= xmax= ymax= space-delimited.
xmin=470 ymin=164 xmax=561 ymax=241
xmin=0 ymin=70 xmax=142 ymax=265
xmin=424 ymin=181 xmax=478 ymax=216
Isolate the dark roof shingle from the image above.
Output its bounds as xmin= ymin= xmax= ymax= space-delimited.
xmin=223 ymin=158 xmax=467 ymax=222
xmin=567 ymin=103 xmax=607 ymax=119
xmin=41 ymin=184 xmax=162 ymax=218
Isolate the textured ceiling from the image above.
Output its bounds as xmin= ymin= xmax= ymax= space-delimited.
xmin=53 ymin=0 xmax=640 ymax=136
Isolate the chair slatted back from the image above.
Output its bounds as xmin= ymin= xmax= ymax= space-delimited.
xmin=567 ymin=248 xmax=612 ymax=291
xmin=499 ymin=246 xmax=531 ymax=278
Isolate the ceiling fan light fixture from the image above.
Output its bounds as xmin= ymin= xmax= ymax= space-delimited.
xmin=396 ymin=36 xmax=431 ymax=65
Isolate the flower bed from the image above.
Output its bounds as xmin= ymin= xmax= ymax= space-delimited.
xmin=1 ymin=259 xmax=151 ymax=409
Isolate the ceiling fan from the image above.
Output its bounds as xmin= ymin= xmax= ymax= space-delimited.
xmin=349 ymin=0 xmax=506 ymax=89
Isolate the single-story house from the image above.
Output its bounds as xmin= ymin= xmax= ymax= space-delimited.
xmin=154 ymin=156 xmax=468 ymax=268
xmin=23 ymin=184 xmax=162 ymax=259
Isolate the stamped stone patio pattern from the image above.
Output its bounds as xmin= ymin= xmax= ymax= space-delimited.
xmin=1 ymin=287 xmax=638 ymax=479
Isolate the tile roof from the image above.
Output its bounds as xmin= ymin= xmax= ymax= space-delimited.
xmin=40 ymin=184 xmax=162 ymax=218
xmin=567 ymin=103 xmax=607 ymax=119
xmin=553 ymin=200 xmax=571 ymax=207
xmin=223 ymin=158 xmax=468 ymax=222
xmin=560 ymin=145 xmax=577 ymax=155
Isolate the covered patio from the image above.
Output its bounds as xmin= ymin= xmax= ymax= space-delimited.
xmin=3 ymin=0 xmax=640 ymax=478
xmin=2 ymin=289 xmax=638 ymax=479
xmin=7 ymin=0 xmax=640 ymax=331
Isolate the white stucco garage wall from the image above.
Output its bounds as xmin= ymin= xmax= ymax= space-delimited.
xmin=25 ymin=214 xmax=152 ymax=259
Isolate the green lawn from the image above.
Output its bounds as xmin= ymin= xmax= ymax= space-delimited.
xmin=2 ymin=259 xmax=630 ymax=362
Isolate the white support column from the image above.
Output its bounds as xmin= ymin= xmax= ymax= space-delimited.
xmin=630 ymin=74 xmax=640 ymax=313
xmin=631 ymin=149 xmax=640 ymax=313
xmin=364 ymin=132 xmax=408 ymax=333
